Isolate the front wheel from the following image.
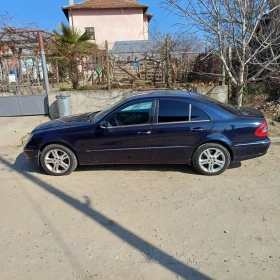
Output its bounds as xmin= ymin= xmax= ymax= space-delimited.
xmin=40 ymin=144 xmax=77 ymax=176
xmin=193 ymin=143 xmax=231 ymax=176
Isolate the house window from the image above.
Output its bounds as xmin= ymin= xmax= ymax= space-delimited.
xmin=85 ymin=27 xmax=95 ymax=40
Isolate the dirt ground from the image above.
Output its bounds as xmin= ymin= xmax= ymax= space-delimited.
xmin=266 ymin=117 xmax=280 ymax=137
xmin=0 ymin=143 xmax=279 ymax=280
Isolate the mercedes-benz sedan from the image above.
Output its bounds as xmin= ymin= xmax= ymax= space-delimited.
xmin=24 ymin=90 xmax=270 ymax=176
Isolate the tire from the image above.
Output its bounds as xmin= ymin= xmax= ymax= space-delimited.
xmin=192 ymin=143 xmax=231 ymax=176
xmin=40 ymin=144 xmax=78 ymax=176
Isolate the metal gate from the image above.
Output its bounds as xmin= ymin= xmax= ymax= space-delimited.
xmin=0 ymin=94 xmax=49 ymax=116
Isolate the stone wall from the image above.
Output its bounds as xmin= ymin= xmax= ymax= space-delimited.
xmin=48 ymin=90 xmax=130 ymax=119
xmin=191 ymin=85 xmax=228 ymax=103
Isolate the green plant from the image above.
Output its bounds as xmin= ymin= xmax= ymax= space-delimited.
xmin=122 ymin=85 xmax=132 ymax=89
xmin=270 ymin=121 xmax=276 ymax=126
xmin=78 ymin=85 xmax=92 ymax=90
xmin=59 ymin=87 xmax=70 ymax=91
xmin=110 ymin=83 xmax=118 ymax=89
xmin=52 ymin=23 xmax=97 ymax=89
xmin=273 ymin=115 xmax=280 ymax=122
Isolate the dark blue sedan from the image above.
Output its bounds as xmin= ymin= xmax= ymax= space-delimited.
xmin=24 ymin=90 xmax=270 ymax=176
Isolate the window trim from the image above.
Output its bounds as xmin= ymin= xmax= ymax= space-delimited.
xmin=85 ymin=27 xmax=95 ymax=40
xmin=155 ymin=99 xmax=211 ymax=125
xmin=190 ymin=104 xmax=212 ymax=122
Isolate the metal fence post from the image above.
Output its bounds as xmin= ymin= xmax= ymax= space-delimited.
xmin=165 ymin=33 xmax=170 ymax=88
xmin=38 ymin=30 xmax=50 ymax=95
xmin=105 ymin=40 xmax=111 ymax=90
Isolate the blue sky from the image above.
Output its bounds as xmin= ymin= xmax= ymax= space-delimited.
xmin=0 ymin=0 xmax=185 ymax=34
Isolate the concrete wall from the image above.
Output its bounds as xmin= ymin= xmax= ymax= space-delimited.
xmin=71 ymin=8 xmax=147 ymax=49
xmin=48 ymin=90 xmax=130 ymax=119
xmin=48 ymin=87 xmax=228 ymax=119
xmin=191 ymin=85 xmax=228 ymax=103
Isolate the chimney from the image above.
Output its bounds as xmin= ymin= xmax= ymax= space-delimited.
xmin=69 ymin=0 xmax=74 ymax=5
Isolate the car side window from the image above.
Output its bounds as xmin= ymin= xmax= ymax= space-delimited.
xmin=191 ymin=105 xmax=210 ymax=121
xmin=108 ymin=101 xmax=153 ymax=127
xmin=158 ymin=100 xmax=190 ymax=123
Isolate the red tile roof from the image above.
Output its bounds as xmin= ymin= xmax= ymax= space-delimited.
xmin=64 ymin=0 xmax=148 ymax=10
xmin=63 ymin=0 xmax=153 ymax=21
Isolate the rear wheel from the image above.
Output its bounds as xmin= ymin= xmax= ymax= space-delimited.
xmin=41 ymin=144 xmax=77 ymax=176
xmin=193 ymin=143 xmax=231 ymax=176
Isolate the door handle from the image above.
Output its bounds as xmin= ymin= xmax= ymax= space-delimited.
xmin=190 ymin=127 xmax=204 ymax=132
xmin=137 ymin=131 xmax=151 ymax=135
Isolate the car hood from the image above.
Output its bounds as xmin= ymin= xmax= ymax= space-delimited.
xmin=33 ymin=112 xmax=93 ymax=131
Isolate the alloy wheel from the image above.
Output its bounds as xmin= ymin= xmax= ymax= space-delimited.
xmin=198 ymin=148 xmax=226 ymax=173
xmin=44 ymin=149 xmax=70 ymax=174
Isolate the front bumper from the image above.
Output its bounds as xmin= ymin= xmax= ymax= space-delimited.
xmin=232 ymin=138 xmax=271 ymax=161
xmin=24 ymin=149 xmax=40 ymax=165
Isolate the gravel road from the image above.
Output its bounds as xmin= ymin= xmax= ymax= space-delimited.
xmin=0 ymin=145 xmax=279 ymax=280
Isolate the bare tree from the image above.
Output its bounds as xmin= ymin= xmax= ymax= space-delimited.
xmin=0 ymin=13 xmax=53 ymax=94
xmin=163 ymin=0 xmax=280 ymax=105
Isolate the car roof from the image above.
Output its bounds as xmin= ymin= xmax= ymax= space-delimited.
xmin=124 ymin=89 xmax=219 ymax=103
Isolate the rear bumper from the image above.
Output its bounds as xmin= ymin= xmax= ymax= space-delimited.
xmin=24 ymin=149 xmax=40 ymax=165
xmin=232 ymin=138 xmax=271 ymax=161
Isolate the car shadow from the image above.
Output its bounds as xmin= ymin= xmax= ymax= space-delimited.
xmin=14 ymin=152 xmax=242 ymax=175
xmin=229 ymin=161 xmax=242 ymax=169
xmin=77 ymin=163 xmax=199 ymax=175
xmin=13 ymin=152 xmax=45 ymax=174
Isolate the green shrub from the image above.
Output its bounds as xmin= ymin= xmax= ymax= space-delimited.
xmin=110 ymin=83 xmax=118 ymax=89
xmin=59 ymin=87 xmax=70 ymax=91
xmin=273 ymin=115 xmax=280 ymax=122
xmin=78 ymin=85 xmax=92 ymax=90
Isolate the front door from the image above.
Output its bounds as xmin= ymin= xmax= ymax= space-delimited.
xmin=91 ymin=100 xmax=155 ymax=164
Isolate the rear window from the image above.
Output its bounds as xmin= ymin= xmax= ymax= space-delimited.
xmin=216 ymin=103 xmax=240 ymax=115
xmin=191 ymin=105 xmax=210 ymax=121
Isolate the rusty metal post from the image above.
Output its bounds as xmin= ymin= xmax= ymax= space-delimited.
xmin=165 ymin=33 xmax=170 ymax=88
xmin=38 ymin=30 xmax=50 ymax=95
xmin=105 ymin=40 xmax=111 ymax=90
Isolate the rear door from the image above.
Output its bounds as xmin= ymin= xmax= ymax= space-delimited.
xmin=151 ymin=99 xmax=215 ymax=163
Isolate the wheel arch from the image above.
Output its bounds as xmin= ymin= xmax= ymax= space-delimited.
xmin=39 ymin=141 xmax=79 ymax=165
xmin=192 ymin=140 xmax=234 ymax=161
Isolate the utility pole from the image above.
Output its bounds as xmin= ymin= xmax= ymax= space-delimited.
xmin=105 ymin=40 xmax=111 ymax=90
xmin=165 ymin=33 xmax=170 ymax=88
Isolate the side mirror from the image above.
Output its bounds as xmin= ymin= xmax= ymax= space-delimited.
xmin=99 ymin=120 xmax=108 ymax=129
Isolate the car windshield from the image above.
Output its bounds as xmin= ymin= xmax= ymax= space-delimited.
xmin=90 ymin=98 xmax=125 ymax=123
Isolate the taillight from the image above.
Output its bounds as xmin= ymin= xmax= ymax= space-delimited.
xmin=255 ymin=120 xmax=268 ymax=137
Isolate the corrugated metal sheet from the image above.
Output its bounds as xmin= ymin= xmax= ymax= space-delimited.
xmin=112 ymin=40 xmax=160 ymax=53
